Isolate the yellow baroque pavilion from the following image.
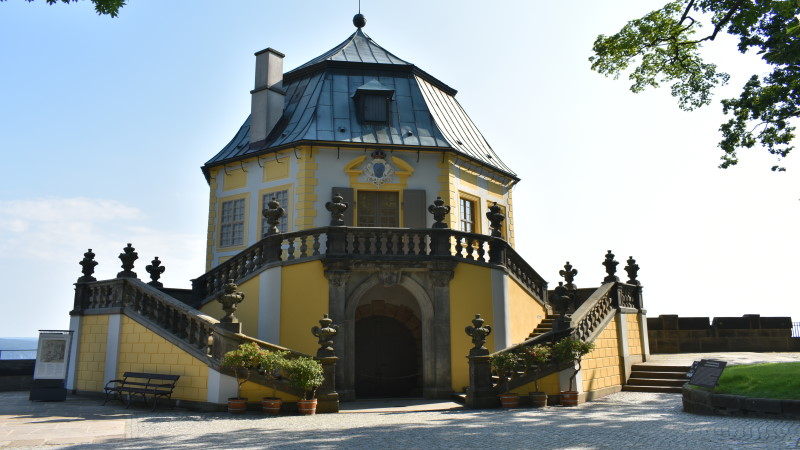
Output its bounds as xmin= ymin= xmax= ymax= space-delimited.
xmin=66 ymin=16 xmax=649 ymax=411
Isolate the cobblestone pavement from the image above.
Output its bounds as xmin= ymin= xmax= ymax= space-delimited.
xmin=2 ymin=391 xmax=799 ymax=449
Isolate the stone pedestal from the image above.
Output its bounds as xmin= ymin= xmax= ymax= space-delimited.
xmin=465 ymin=355 xmax=499 ymax=408
xmin=218 ymin=322 xmax=241 ymax=334
xmin=315 ymin=356 xmax=339 ymax=413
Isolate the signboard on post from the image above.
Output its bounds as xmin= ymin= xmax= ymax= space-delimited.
xmin=687 ymin=359 xmax=727 ymax=389
xmin=30 ymin=330 xmax=74 ymax=402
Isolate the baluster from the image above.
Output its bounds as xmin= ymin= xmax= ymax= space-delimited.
xmin=476 ymin=239 xmax=486 ymax=261
xmin=453 ymin=235 xmax=463 ymax=258
xmin=244 ymin=251 xmax=254 ymax=275
xmin=386 ymin=232 xmax=393 ymax=255
xmin=313 ymin=232 xmax=321 ymax=256
xmin=299 ymin=234 xmax=308 ymax=258
xmin=363 ymin=233 xmax=372 ymax=256
xmin=287 ymin=237 xmax=296 ymax=260
xmin=465 ymin=239 xmax=475 ymax=260
xmin=253 ymin=246 xmax=262 ymax=270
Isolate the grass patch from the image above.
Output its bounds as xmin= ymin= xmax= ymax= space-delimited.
xmin=712 ymin=362 xmax=800 ymax=400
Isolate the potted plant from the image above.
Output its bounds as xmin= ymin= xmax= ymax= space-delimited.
xmin=283 ymin=356 xmax=324 ymax=415
xmin=552 ymin=337 xmax=595 ymax=407
xmin=490 ymin=351 xmax=521 ymax=408
xmin=259 ymin=349 xmax=289 ymax=415
xmin=517 ymin=344 xmax=552 ymax=407
xmin=221 ymin=342 xmax=267 ymax=414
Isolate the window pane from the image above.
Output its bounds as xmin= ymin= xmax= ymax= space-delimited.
xmin=220 ymin=198 xmax=245 ymax=247
xmin=459 ymin=198 xmax=474 ymax=233
xmin=358 ymin=191 xmax=398 ymax=227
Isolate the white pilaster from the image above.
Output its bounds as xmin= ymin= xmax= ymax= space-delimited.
xmin=259 ymin=267 xmax=282 ymax=344
xmin=639 ymin=313 xmax=651 ymax=361
xmin=65 ymin=315 xmax=82 ymax=391
xmin=616 ymin=312 xmax=632 ymax=382
xmin=104 ymin=314 xmax=122 ymax=384
xmin=490 ymin=268 xmax=511 ymax=351
xmin=207 ymin=368 xmax=239 ymax=403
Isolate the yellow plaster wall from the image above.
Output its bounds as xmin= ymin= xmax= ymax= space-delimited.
xmin=627 ymin=313 xmax=644 ymax=356
xmin=279 ymin=261 xmax=328 ymax=355
xmin=263 ymin=153 xmax=290 ymax=182
xmin=581 ymin=318 xmax=623 ymax=393
xmin=506 ymin=188 xmax=515 ymax=247
xmin=199 ymin=276 xmax=261 ymax=338
xmin=240 ymin=382 xmax=299 ymax=402
xmin=75 ymin=315 xmax=108 ymax=392
xmin=449 ymin=263 xmax=494 ymax=392
xmin=117 ymin=316 xmax=209 ymax=402
xmin=222 ymin=167 xmax=247 ymax=191
xmin=513 ymin=372 xmax=561 ymax=396
xmin=295 ymin=147 xmax=318 ymax=229
xmin=437 ymin=156 xmax=457 ymax=229
xmin=508 ymin=278 xmax=546 ymax=345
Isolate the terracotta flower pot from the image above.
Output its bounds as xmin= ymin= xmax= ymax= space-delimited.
xmin=261 ymin=397 xmax=282 ymax=415
xmin=529 ymin=391 xmax=548 ymax=408
xmin=227 ymin=397 xmax=248 ymax=414
xmin=499 ymin=393 xmax=520 ymax=409
xmin=297 ymin=398 xmax=318 ymax=415
xmin=560 ymin=391 xmax=579 ymax=407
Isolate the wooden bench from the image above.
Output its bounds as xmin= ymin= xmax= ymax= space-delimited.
xmin=103 ymin=372 xmax=180 ymax=411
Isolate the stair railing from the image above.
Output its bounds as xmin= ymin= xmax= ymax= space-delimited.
xmin=73 ymin=277 xmax=321 ymax=400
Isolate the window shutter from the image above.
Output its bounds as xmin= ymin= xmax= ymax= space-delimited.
xmin=332 ymin=187 xmax=354 ymax=226
xmin=403 ymin=189 xmax=427 ymax=228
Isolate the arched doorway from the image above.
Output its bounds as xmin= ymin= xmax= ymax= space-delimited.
xmin=354 ymin=301 xmax=422 ymax=398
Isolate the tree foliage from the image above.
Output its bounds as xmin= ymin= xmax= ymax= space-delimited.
xmin=590 ymin=0 xmax=800 ymax=171
xmin=2 ymin=0 xmax=125 ymax=17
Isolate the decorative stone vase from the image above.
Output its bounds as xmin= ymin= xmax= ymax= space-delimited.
xmin=529 ymin=391 xmax=548 ymax=408
xmin=297 ymin=398 xmax=318 ymax=415
xmin=261 ymin=397 xmax=282 ymax=415
xmin=499 ymin=393 xmax=520 ymax=409
xmin=560 ymin=391 xmax=579 ymax=407
xmin=227 ymin=397 xmax=248 ymax=414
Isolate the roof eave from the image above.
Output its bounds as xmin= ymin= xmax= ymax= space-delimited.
xmin=203 ymin=139 xmax=520 ymax=184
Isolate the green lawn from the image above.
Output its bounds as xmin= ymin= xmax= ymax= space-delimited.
xmin=712 ymin=362 xmax=800 ymax=400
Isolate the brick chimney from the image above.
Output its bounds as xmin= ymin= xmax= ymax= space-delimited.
xmin=250 ymin=48 xmax=285 ymax=144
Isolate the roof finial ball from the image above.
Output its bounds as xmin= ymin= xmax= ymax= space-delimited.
xmin=353 ymin=13 xmax=366 ymax=28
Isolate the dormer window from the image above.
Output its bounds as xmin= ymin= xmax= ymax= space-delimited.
xmin=353 ymin=79 xmax=394 ymax=125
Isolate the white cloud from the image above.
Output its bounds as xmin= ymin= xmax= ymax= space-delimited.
xmin=0 ymin=197 xmax=206 ymax=337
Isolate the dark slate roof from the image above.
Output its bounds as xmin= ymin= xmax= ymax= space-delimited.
xmin=205 ymin=30 xmax=516 ymax=180
xmin=286 ymin=29 xmax=411 ymax=76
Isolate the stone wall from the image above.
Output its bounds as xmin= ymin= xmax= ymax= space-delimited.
xmin=648 ymin=314 xmax=800 ymax=353
xmin=0 ymin=360 xmax=34 ymax=392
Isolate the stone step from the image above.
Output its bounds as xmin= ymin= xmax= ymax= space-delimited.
xmin=630 ymin=370 xmax=689 ymax=380
xmin=452 ymin=393 xmax=466 ymax=404
xmin=622 ymin=385 xmax=683 ymax=394
xmin=631 ymin=364 xmax=690 ymax=373
xmin=627 ymin=378 xmax=687 ymax=387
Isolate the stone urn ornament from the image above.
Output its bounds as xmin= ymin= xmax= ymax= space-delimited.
xmin=216 ymin=279 xmax=245 ymax=332
xmin=465 ymin=314 xmax=492 ymax=356
xmin=325 ymin=193 xmax=349 ymax=226
xmin=78 ymin=248 xmax=98 ymax=282
xmin=262 ymin=198 xmax=286 ymax=236
xmin=428 ymin=196 xmax=451 ymax=229
xmin=311 ymin=314 xmax=339 ymax=358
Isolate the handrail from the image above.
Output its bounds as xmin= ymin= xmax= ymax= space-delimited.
xmin=192 ymin=226 xmax=548 ymax=306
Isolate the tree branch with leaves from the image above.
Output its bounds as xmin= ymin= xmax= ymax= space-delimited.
xmin=590 ymin=0 xmax=800 ymax=171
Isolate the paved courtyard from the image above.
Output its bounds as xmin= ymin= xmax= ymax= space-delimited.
xmin=2 ymin=390 xmax=799 ymax=449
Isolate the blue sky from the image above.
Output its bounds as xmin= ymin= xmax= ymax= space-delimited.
xmin=1 ymin=0 xmax=797 ymax=337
